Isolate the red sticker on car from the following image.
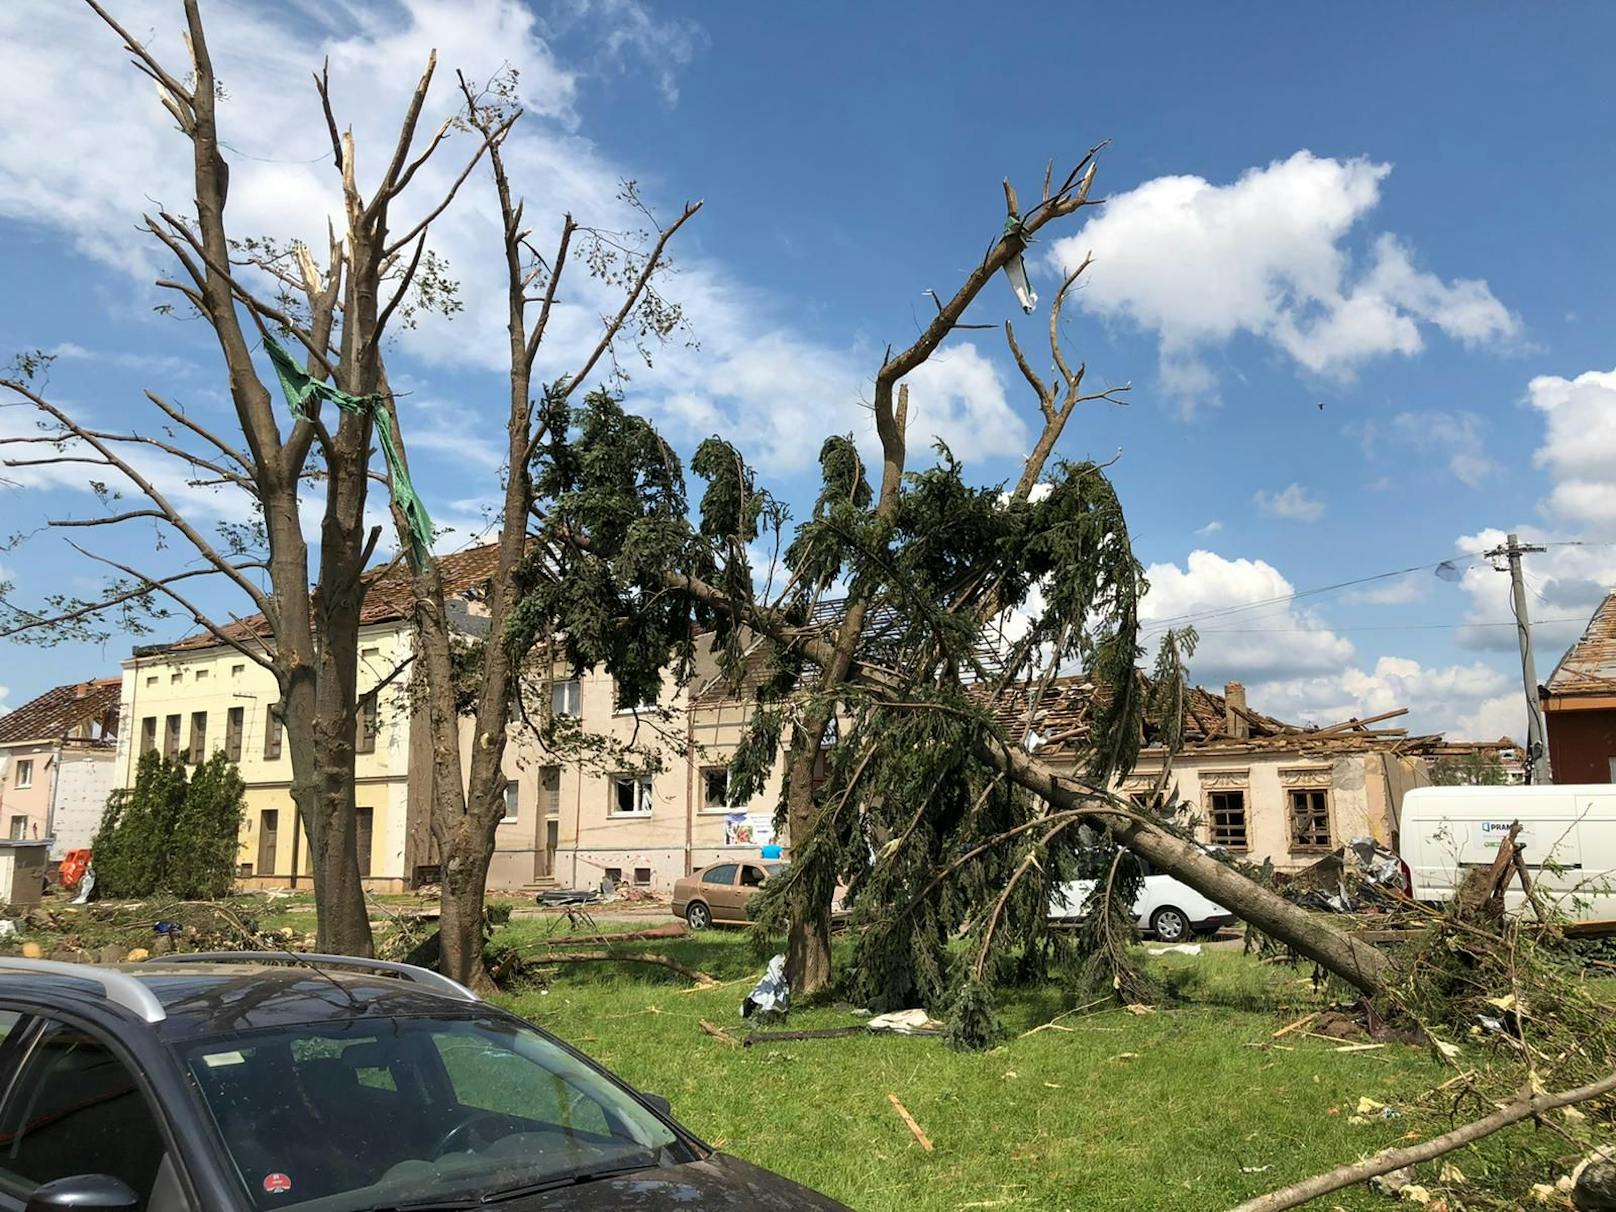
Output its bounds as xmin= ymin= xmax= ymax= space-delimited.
xmin=263 ymin=1173 xmax=292 ymax=1194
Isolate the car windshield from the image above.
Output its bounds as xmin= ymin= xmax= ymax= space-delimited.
xmin=180 ymin=1014 xmax=685 ymax=1211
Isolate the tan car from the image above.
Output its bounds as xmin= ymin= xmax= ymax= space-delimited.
xmin=672 ymin=860 xmax=782 ymax=929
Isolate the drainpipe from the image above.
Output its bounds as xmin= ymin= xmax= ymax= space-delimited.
xmin=683 ymin=701 xmax=695 ymax=878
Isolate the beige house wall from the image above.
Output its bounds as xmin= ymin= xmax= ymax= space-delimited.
xmin=117 ymin=624 xmax=417 ymax=892
xmin=1116 ymin=748 xmax=1427 ymax=873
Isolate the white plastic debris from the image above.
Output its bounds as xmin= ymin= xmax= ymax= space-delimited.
xmin=1145 ymin=943 xmax=1203 ymax=957
xmin=741 ymin=954 xmax=789 ymax=1022
xmin=867 ymin=1008 xmax=944 ymax=1035
xmin=0 ymin=922 xmax=16 ymax=940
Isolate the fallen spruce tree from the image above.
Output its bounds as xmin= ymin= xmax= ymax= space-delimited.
xmin=506 ymin=147 xmax=1391 ymax=1044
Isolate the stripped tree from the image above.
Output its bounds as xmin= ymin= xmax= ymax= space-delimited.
xmin=524 ymin=150 xmax=1390 ymax=1031
xmin=375 ymin=71 xmax=702 ymax=985
xmin=0 ymin=0 xmax=498 ymax=954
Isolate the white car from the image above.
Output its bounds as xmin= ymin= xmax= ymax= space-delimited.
xmin=1049 ymin=872 xmax=1237 ymax=943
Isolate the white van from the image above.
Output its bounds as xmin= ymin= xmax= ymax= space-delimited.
xmin=1399 ymin=784 xmax=1616 ymax=921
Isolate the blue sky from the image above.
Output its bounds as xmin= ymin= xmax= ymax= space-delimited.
xmin=3 ymin=0 xmax=1616 ymax=739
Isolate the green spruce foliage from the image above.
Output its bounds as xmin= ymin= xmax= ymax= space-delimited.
xmin=93 ymin=750 xmax=245 ymax=898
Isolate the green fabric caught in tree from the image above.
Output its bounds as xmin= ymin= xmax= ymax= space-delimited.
xmin=262 ymin=336 xmax=434 ymax=560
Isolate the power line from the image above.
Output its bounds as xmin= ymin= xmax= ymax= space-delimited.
xmin=1139 ymin=559 xmax=1446 ymax=631
xmin=1187 ymin=616 xmax=1588 ymax=636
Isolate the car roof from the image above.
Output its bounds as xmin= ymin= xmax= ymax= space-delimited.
xmin=0 ymin=960 xmax=491 ymax=1041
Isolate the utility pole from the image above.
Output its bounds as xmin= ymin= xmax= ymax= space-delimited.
xmin=1484 ymin=533 xmax=1552 ymax=784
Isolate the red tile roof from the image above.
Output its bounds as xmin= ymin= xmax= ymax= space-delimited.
xmin=0 ymin=678 xmax=122 ymax=747
xmin=162 ymin=542 xmax=505 ymax=654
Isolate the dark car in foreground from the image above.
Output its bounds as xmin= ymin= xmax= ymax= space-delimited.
xmin=0 ymin=952 xmax=848 ymax=1211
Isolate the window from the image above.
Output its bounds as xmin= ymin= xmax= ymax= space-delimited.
xmin=231 ymin=663 xmax=244 ymax=679
xmin=225 ymin=706 xmax=244 ymax=762
xmin=539 ymin=766 xmax=561 ymax=817
xmin=633 ymin=867 xmax=652 ymax=886
xmin=740 ymin=864 xmax=767 ymax=888
xmin=263 ymin=710 xmax=283 ymax=760
xmin=144 ymin=675 xmax=157 ymax=688
xmin=8 ymin=817 xmax=26 ymax=840
xmin=702 ymin=864 xmax=738 ymax=886
xmin=170 ymin=671 xmax=182 ymax=685
xmin=612 ymin=680 xmax=658 ymax=715
xmin=1289 ymin=788 xmax=1331 ymax=851
xmin=195 ymin=668 xmax=209 ymax=681
xmin=550 ymin=679 xmax=581 ymax=719
xmin=355 ymin=806 xmax=373 ymax=879
xmin=501 ymin=782 xmax=520 ymax=823
xmin=702 ymin=767 xmax=730 ymax=812
xmin=1208 ymin=789 xmax=1248 ymax=850
xmin=12 ymin=760 xmax=31 ymax=790
xmin=139 ymin=716 xmax=157 ymax=756
xmin=188 ymin=711 xmax=207 ymax=763
xmin=0 ymin=1019 xmax=166 ymax=1202
xmin=610 ymin=774 xmax=653 ymax=816
xmin=258 ymin=809 xmax=279 ymax=875
xmin=356 ymin=695 xmax=378 ymax=755
xmin=604 ymin=867 xmax=623 ymax=885
xmin=163 ymin=714 xmax=181 ymax=758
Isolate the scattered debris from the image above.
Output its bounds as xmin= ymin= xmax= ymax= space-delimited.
xmin=868 ymin=1009 xmax=945 ymax=1035
xmin=1286 ymin=837 xmax=1410 ymax=914
xmin=1272 ymin=1012 xmax=1318 ymax=1040
xmin=887 ymin=1093 xmax=934 ymax=1152
xmin=1146 ymin=943 xmax=1203 ymax=956
xmin=741 ymin=955 xmax=789 ymax=1022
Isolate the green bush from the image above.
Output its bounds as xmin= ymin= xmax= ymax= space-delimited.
xmin=93 ymin=750 xmax=245 ymax=899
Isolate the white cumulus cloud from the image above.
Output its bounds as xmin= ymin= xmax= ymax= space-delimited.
xmin=1390 ymin=411 xmax=1496 ymax=487
xmin=1048 ymin=152 xmax=1518 ymax=413
xmin=1254 ymin=483 xmax=1325 ymax=522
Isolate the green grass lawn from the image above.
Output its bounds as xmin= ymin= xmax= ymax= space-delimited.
xmin=490 ymin=930 xmax=1586 ymax=1211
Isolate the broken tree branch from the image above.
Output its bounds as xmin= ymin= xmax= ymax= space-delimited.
xmin=1230 ymin=1069 xmax=1616 ymax=1212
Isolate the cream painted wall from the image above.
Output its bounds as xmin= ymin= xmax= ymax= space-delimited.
xmin=118 ymin=623 xmax=416 ymax=889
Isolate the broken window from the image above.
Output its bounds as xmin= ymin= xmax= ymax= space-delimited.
xmin=1208 ymin=789 xmax=1247 ymax=850
xmin=702 ymin=767 xmax=729 ymax=811
xmin=1289 ymin=788 xmax=1331 ymax=851
xmin=633 ymin=867 xmax=652 ymax=887
xmin=501 ymin=782 xmax=519 ymax=822
xmin=611 ymin=774 xmax=653 ymax=816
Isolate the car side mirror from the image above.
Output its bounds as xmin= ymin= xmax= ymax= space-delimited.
xmin=640 ymin=1091 xmax=672 ymax=1117
xmin=25 ymin=1174 xmax=140 ymax=1211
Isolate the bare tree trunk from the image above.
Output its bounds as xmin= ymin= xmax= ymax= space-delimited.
xmin=782 ymin=741 xmax=833 ymax=996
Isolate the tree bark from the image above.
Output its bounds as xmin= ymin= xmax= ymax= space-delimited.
xmin=782 ymin=741 xmax=834 ymax=997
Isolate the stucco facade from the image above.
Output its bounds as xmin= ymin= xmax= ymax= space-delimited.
xmin=0 ymin=678 xmax=121 ymax=856
xmin=117 ymin=626 xmax=418 ymax=892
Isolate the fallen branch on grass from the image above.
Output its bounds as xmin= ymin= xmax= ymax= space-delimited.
xmin=519 ymin=950 xmax=716 ymax=986
xmin=699 ymin=1020 xmax=740 ymax=1047
xmin=1230 ymin=1068 xmax=1616 ymax=1212
xmin=888 ymin=1093 xmax=934 ymax=1152
xmin=538 ymin=923 xmax=689 ymax=947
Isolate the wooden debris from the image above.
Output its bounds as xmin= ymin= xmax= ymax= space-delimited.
xmin=699 ymin=1020 xmax=740 ymax=1048
xmin=1231 ymin=1069 xmax=1616 ymax=1212
xmin=887 ymin=1093 xmax=934 ymax=1152
xmin=741 ymin=1025 xmax=946 ymax=1046
xmin=1271 ymin=1012 xmax=1318 ymax=1039
xmin=1456 ymin=821 xmax=1520 ymax=917
xmin=536 ymin=923 xmax=688 ymax=948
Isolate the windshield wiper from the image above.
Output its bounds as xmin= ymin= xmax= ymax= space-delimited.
xmin=371 ymin=1156 xmax=663 ymax=1211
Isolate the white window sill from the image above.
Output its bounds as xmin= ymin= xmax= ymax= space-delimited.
xmin=608 ymin=810 xmax=654 ymax=819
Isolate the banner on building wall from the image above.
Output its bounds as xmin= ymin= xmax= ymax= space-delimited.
xmin=724 ymin=811 xmax=776 ymax=848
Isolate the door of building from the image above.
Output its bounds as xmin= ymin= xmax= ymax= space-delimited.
xmin=258 ymin=809 xmax=278 ymax=876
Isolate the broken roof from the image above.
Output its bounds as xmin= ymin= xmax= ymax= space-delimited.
xmin=990 ymin=675 xmax=1441 ymax=759
xmin=1546 ymin=591 xmax=1616 ymax=696
xmin=0 ymin=678 xmax=121 ymax=747
xmin=156 ymin=543 xmax=504 ymax=655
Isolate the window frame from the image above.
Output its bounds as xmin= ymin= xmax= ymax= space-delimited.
xmin=355 ymin=694 xmax=378 ymax=755
xmin=701 ymin=863 xmax=738 ymax=887
xmin=608 ymin=773 xmax=654 ymax=817
xmin=700 ymin=766 xmax=730 ymax=813
xmin=500 ymin=781 xmax=520 ymax=824
xmin=549 ymin=679 xmax=581 ymax=720
xmin=263 ymin=709 xmax=283 ymax=761
xmin=139 ymin=716 xmax=157 ymax=756
xmin=1287 ymin=786 xmax=1333 ymax=852
xmin=224 ymin=706 xmax=244 ymax=763
xmin=11 ymin=761 xmax=30 ymax=792
xmin=1206 ymin=787 xmax=1249 ymax=851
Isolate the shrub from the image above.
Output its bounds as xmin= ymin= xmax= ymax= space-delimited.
xmin=93 ymin=750 xmax=245 ymax=899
